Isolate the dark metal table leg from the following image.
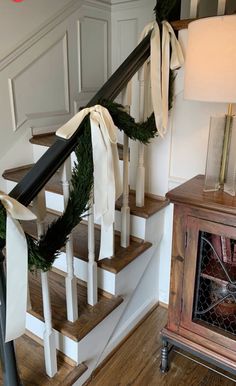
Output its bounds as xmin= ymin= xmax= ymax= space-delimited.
xmin=160 ymin=339 xmax=169 ymax=373
xmin=0 ymin=248 xmax=22 ymax=386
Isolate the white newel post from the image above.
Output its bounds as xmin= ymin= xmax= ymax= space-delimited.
xmin=27 ymin=286 xmax=32 ymax=311
xmin=136 ymin=77 xmax=145 ymax=207
xmin=87 ymin=194 xmax=98 ymax=306
xmin=189 ymin=0 xmax=200 ymax=18
xmin=33 ymin=190 xmax=57 ymax=378
xmin=120 ymin=87 xmax=131 ymax=247
xmin=61 ymin=159 xmax=78 ymax=322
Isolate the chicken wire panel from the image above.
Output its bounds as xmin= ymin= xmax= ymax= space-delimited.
xmin=193 ymin=231 xmax=236 ymax=336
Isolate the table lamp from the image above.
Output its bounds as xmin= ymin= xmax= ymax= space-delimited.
xmin=184 ymin=15 xmax=236 ymax=195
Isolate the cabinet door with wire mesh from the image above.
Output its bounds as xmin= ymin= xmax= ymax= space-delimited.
xmin=180 ymin=216 xmax=236 ymax=352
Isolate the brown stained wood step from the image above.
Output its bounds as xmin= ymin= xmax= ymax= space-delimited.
xmin=3 ymin=164 xmax=63 ymax=195
xmin=29 ymin=132 xmax=127 ymax=160
xmin=116 ymin=190 xmax=169 ymax=219
xmin=29 ymin=132 xmax=57 ymax=147
xmin=0 ymin=334 xmax=87 ymax=385
xmin=3 ymin=165 xmax=168 ymax=219
xmin=22 ymin=211 xmax=152 ymax=274
xmin=29 ymin=270 xmax=123 ymax=342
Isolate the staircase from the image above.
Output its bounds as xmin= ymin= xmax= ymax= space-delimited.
xmin=1 ymin=124 xmax=168 ymax=385
xmin=0 ymin=12 xmax=190 ymax=385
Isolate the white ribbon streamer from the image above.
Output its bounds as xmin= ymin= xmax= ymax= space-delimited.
xmin=139 ymin=20 xmax=184 ymax=137
xmin=56 ymin=105 xmax=122 ymax=259
xmin=0 ymin=192 xmax=36 ymax=342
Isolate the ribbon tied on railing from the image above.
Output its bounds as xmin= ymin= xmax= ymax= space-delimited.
xmin=0 ymin=192 xmax=36 ymax=342
xmin=139 ymin=20 xmax=184 ymax=137
xmin=56 ymin=105 xmax=122 ymax=260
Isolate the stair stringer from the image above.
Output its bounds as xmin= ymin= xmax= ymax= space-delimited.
xmin=74 ymin=244 xmax=159 ymax=386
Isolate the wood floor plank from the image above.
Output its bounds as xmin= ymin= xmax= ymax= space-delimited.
xmin=86 ymin=306 xmax=236 ymax=386
xmin=0 ymin=334 xmax=87 ymax=386
xmin=29 ymin=270 xmax=123 ymax=341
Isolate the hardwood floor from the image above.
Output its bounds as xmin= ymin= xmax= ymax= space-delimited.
xmin=0 ymin=335 xmax=87 ymax=385
xmin=86 ymin=306 xmax=236 ymax=386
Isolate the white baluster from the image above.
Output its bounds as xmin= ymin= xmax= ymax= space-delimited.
xmin=136 ymin=77 xmax=145 ymax=207
xmin=87 ymin=194 xmax=98 ymax=306
xmin=121 ymin=132 xmax=130 ymax=247
xmin=27 ymin=286 xmax=32 ymax=311
xmin=189 ymin=0 xmax=200 ymax=18
xmin=217 ymin=0 xmax=226 ymax=15
xmin=120 ymin=87 xmax=131 ymax=247
xmin=61 ymin=159 xmax=78 ymax=322
xmin=33 ymin=191 xmax=57 ymax=378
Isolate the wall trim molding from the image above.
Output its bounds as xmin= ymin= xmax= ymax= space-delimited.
xmin=111 ymin=0 xmax=152 ymax=10
xmin=0 ymin=0 xmax=84 ymax=72
xmin=84 ymin=0 xmax=111 ymax=10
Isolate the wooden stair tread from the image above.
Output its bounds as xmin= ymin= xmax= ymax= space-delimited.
xmin=116 ymin=190 xmax=169 ymax=218
xmin=29 ymin=132 xmax=57 ymax=147
xmin=30 ymin=133 xmax=127 ymax=160
xmin=0 ymin=334 xmax=87 ymax=385
xmin=29 ymin=270 xmax=123 ymax=341
xmin=3 ymin=164 xmax=168 ymax=219
xmin=22 ymin=211 xmax=152 ymax=274
xmin=3 ymin=164 xmax=63 ymax=195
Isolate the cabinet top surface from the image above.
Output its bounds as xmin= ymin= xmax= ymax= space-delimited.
xmin=166 ymin=175 xmax=236 ymax=216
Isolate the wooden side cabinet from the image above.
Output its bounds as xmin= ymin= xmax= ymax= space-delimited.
xmin=161 ymin=175 xmax=236 ymax=375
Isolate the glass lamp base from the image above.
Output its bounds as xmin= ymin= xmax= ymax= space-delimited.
xmin=204 ymin=115 xmax=236 ymax=196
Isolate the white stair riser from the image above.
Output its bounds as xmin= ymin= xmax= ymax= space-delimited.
xmin=53 ymin=252 xmax=116 ymax=294
xmin=26 ymin=313 xmax=79 ymax=363
xmin=32 ymin=144 xmax=77 ymax=168
xmin=6 ymin=180 xmax=147 ymax=240
xmin=33 ymin=144 xmax=124 ymax=173
xmin=26 ymin=243 xmax=159 ymax=384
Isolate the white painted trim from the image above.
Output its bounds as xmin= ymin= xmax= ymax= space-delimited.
xmin=84 ymin=0 xmax=112 ymax=10
xmin=111 ymin=0 xmax=153 ymax=11
xmin=0 ymin=0 xmax=85 ymax=71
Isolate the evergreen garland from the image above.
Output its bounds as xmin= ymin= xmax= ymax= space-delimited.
xmin=0 ymin=0 xmax=180 ymax=271
xmin=0 ymin=101 xmax=157 ymax=271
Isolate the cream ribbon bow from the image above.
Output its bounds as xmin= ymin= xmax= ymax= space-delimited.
xmin=56 ymin=105 xmax=122 ymax=259
xmin=0 ymin=192 xmax=36 ymax=342
xmin=139 ymin=20 xmax=184 ymax=137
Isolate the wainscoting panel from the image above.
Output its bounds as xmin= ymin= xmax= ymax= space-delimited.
xmin=8 ymin=34 xmax=69 ymax=131
xmin=78 ymin=17 xmax=108 ymax=92
xmin=117 ymin=18 xmax=137 ymax=65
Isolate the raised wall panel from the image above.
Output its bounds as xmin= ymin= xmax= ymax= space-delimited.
xmin=117 ymin=18 xmax=137 ymax=65
xmin=8 ymin=34 xmax=69 ymax=131
xmin=79 ymin=17 xmax=108 ymax=92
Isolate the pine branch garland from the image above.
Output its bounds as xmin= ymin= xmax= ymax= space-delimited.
xmin=0 ymin=1 xmax=180 ymax=271
xmin=0 ymin=101 xmax=158 ymax=271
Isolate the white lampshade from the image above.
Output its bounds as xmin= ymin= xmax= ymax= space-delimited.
xmin=184 ymin=15 xmax=236 ymax=103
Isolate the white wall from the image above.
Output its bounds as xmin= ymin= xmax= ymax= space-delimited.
xmin=0 ymin=0 xmax=111 ymax=190
xmin=111 ymin=0 xmax=236 ymax=304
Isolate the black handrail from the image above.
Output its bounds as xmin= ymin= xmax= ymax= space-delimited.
xmin=9 ymin=32 xmax=151 ymax=207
